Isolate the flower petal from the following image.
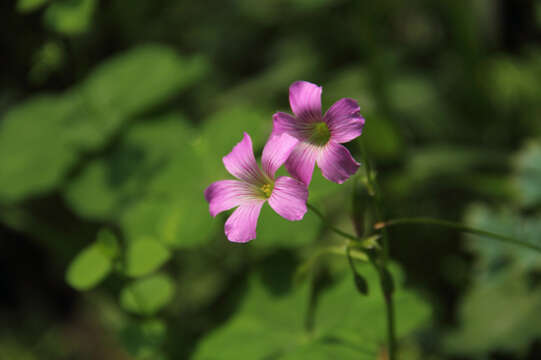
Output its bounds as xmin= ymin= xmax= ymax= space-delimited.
xmin=204 ymin=180 xmax=259 ymax=217
xmin=289 ymin=81 xmax=322 ymax=121
xmin=272 ymin=112 xmax=315 ymax=141
xmin=224 ymin=201 xmax=265 ymax=243
xmin=285 ymin=142 xmax=321 ymax=186
xmin=272 ymin=112 xmax=297 ymax=137
xmin=261 ymin=133 xmax=298 ymax=179
xmin=323 ymin=98 xmax=365 ymax=143
xmin=222 ymin=132 xmax=265 ymax=185
xmin=317 ymin=142 xmax=360 ymax=184
xmin=268 ymin=176 xmax=308 ymax=221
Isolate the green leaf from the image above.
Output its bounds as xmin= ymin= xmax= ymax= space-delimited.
xmin=362 ymin=113 xmax=404 ymax=161
xmin=255 ymin=205 xmax=320 ymax=247
xmin=0 ymin=95 xmax=79 ymax=203
xmin=0 ymin=46 xmax=207 ymax=204
xmin=29 ymin=41 xmax=65 ymax=85
xmin=120 ymin=319 xmax=167 ymax=358
xmin=43 ymin=0 xmax=96 ymax=36
xmin=66 ymin=113 xmax=216 ymax=248
xmin=65 ymin=113 xmax=196 ymax=219
xmin=119 ymin=274 xmax=175 ymax=315
xmin=192 ymin=263 xmax=430 ymax=359
xmin=95 ymin=228 xmax=119 ymax=259
xmin=195 ymin=106 xmax=271 ymax=180
xmin=446 ymin=266 xmax=541 ymax=355
xmin=124 ymin=238 xmax=171 ymax=278
xmin=513 ymin=140 xmax=541 ymax=208
xmin=78 ymin=45 xmax=208 ymax=125
xmin=16 ymin=0 xmax=48 ymax=13
xmin=464 ymin=204 xmax=541 ymax=270
xmin=450 ymin=200 xmax=541 ymax=355
xmin=66 ymin=243 xmax=113 ymax=290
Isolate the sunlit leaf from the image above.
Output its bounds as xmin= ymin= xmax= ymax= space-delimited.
xmin=0 ymin=46 xmax=207 ymax=204
xmin=43 ymin=0 xmax=97 ymax=36
xmin=124 ymin=238 xmax=171 ymax=278
xmin=193 ymin=263 xmax=429 ymax=359
xmin=120 ymin=274 xmax=175 ymax=315
xmin=16 ymin=0 xmax=48 ymax=13
xmin=66 ymin=242 xmax=113 ymax=290
xmin=0 ymin=95 xmax=79 ymax=203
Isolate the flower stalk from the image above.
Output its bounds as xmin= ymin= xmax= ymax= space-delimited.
xmin=375 ymin=217 xmax=541 ymax=254
xmin=307 ymin=202 xmax=397 ymax=360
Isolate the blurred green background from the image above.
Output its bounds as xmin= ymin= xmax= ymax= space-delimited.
xmin=1 ymin=0 xmax=541 ymax=359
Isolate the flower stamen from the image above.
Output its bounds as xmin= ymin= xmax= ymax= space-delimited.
xmin=310 ymin=122 xmax=331 ymax=145
xmin=260 ymin=183 xmax=273 ymax=198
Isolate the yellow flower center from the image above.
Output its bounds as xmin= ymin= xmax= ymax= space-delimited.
xmin=260 ymin=183 xmax=273 ymax=198
xmin=310 ymin=122 xmax=331 ymax=145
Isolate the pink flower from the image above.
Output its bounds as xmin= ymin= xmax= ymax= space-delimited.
xmin=273 ymin=81 xmax=365 ymax=185
xmin=205 ymin=132 xmax=308 ymax=243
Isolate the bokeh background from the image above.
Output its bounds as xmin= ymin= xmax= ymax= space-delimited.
xmin=1 ymin=0 xmax=541 ymax=359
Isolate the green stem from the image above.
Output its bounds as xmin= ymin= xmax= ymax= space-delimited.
xmin=378 ymin=217 xmax=541 ymax=254
xmin=372 ymin=262 xmax=396 ymax=360
xmin=358 ymin=140 xmax=396 ymax=360
xmin=359 ymin=140 xmax=390 ymax=263
xmin=307 ymin=203 xmax=358 ymax=242
xmin=307 ymin=202 xmax=397 ymax=360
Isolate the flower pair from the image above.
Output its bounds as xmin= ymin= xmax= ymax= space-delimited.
xmin=205 ymin=81 xmax=365 ymax=243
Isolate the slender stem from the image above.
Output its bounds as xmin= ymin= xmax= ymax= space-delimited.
xmin=307 ymin=203 xmax=358 ymax=242
xmin=359 ymin=140 xmax=390 ymax=263
xmin=307 ymin=202 xmax=397 ymax=360
xmin=377 ymin=217 xmax=541 ymax=254
xmin=372 ymin=262 xmax=396 ymax=360
xmin=358 ymin=140 xmax=396 ymax=360
xmin=383 ymin=284 xmax=396 ymax=359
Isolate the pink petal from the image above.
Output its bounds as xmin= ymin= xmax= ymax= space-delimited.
xmin=272 ymin=112 xmax=314 ymax=141
xmin=273 ymin=112 xmax=300 ymax=137
xmin=323 ymin=98 xmax=365 ymax=143
xmin=285 ymin=142 xmax=321 ymax=186
xmin=289 ymin=81 xmax=322 ymax=122
xmin=204 ymin=180 xmax=259 ymax=217
xmin=317 ymin=142 xmax=360 ymax=184
xmin=222 ymin=132 xmax=265 ymax=185
xmin=224 ymin=201 xmax=265 ymax=243
xmin=261 ymin=133 xmax=298 ymax=179
xmin=268 ymin=176 xmax=308 ymax=221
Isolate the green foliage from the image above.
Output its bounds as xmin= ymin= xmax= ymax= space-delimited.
xmin=446 ymin=266 xmax=541 ymax=355
xmin=120 ymin=319 xmax=167 ymax=358
xmin=4 ymin=1 xmax=541 ymax=358
xmin=447 ymin=139 xmax=541 ymax=356
xmin=193 ymin=263 xmax=430 ymax=359
xmin=66 ymin=229 xmax=118 ymax=290
xmin=43 ymin=0 xmax=97 ymax=36
xmin=16 ymin=0 xmax=48 ymax=13
xmin=0 ymin=45 xmax=207 ymax=204
xmin=29 ymin=41 xmax=65 ymax=84
xmin=119 ymin=274 xmax=175 ymax=315
xmin=513 ymin=140 xmax=541 ymax=208
xmin=464 ymin=204 xmax=541 ymax=271
xmin=124 ymin=238 xmax=171 ymax=277
xmin=0 ymin=95 xmax=80 ymax=204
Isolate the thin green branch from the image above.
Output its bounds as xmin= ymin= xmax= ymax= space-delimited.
xmin=376 ymin=217 xmax=541 ymax=254
xmin=306 ymin=202 xmax=358 ymax=242
xmin=307 ymin=201 xmax=397 ymax=360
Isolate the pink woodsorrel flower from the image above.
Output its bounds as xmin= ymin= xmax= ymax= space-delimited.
xmin=205 ymin=132 xmax=308 ymax=243
xmin=272 ymin=81 xmax=365 ymax=185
